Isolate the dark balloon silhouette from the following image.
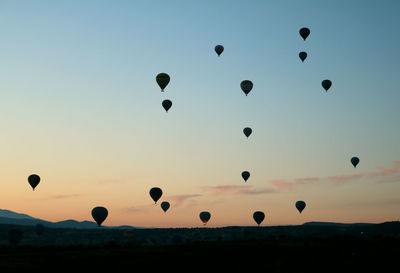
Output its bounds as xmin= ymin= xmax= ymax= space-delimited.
xmin=351 ymin=157 xmax=360 ymax=168
xmin=161 ymin=201 xmax=170 ymax=213
xmin=243 ymin=127 xmax=252 ymax=138
xmin=215 ymin=45 xmax=224 ymax=56
xmin=162 ymin=99 xmax=172 ymax=112
xmin=253 ymin=211 xmax=265 ymax=226
xmin=91 ymin=206 xmax=108 ymax=227
xmin=242 ymin=171 xmax=250 ymax=182
xmin=295 ymin=201 xmax=306 ymax=214
xmin=28 ymin=174 xmax=40 ymax=190
xmin=199 ymin=211 xmax=211 ymax=225
xmin=321 ymin=80 xmax=332 ymax=92
xmin=299 ymin=51 xmax=307 ymax=62
xmin=8 ymin=229 xmax=23 ymax=246
xmin=156 ymin=73 xmax=170 ymax=91
xmin=299 ymin=27 xmax=310 ymax=41
xmin=150 ymin=187 xmax=163 ymax=204
xmin=240 ymin=80 xmax=253 ymax=96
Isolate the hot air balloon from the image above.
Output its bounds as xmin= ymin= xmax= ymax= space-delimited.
xmin=162 ymin=99 xmax=172 ymax=112
xmin=295 ymin=201 xmax=306 ymax=214
xmin=150 ymin=187 xmax=163 ymax=204
xmin=215 ymin=45 xmax=224 ymax=56
xmin=199 ymin=211 xmax=211 ymax=225
xmin=243 ymin=127 xmax=252 ymax=138
xmin=161 ymin=201 xmax=170 ymax=213
xmin=28 ymin=174 xmax=40 ymax=190
xmin=156 ymin=73 xmax=170 ymax=91
xmin=351 ymin=157 xmax=360 ymax=168
xmin=299 ymin=27 xmax=310 ymax=41
xmin=91 ymin=206 xmax=108 ymax=227
xmin=321 ymin=80 xmax=332 ymax=92
xmin=299 ymin=51 xmax=307 ymax=62
xmin=253 ymin=211 xmax=265 ymax=226
xmin=242 ymin=171 xmax=250 ymax=182
xmin=240 ymin=80 xmax=253 ymax=96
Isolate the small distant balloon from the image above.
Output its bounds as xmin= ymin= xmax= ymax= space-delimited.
xmin=91 ymin=206 xmax=108 ymax=227
xmin=199 ymin=211 xmax=211 ymax=225
xmin=299 ymin=27 xmax=310 ymax=41
xmin=253 ymin=211 xmax=265 ymax=226
xmin=215 ymin=45 xmax=224 ymax=56
xmin=150 ymin=187 xmax=163 ymax=204
xmin=162 ymin=99 xmax=172 ymax=112
xmin=28 ymin=174 xmax=40 ymax=190
xmin=242 ymin=171 xmax=250 ymax=182
xmin=161 ymin=201 xmax=170 ymax=213
xmin=240 ymin=80 xmax=253 ymax=96
xmin=295 ymin=201 xmax=306 ymax=214
xmin=351 ymin=157 xmax=360 ymax=168
xmin=299 ymin=51 xmax=307 ymax=62
xmin=243 ymin=127 xmax=252 ymax=138
xmin=321 ymin=80 xmax=332 ymax=92
xmin=156 ymin=73 xmax=170 ymax=91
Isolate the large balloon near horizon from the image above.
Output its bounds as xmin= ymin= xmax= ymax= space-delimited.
xmin=150 ymin=187 xmax=163 ymax=204
xmin=351 ymin=157 xmax=360 ymax=168
xmin=295 ymin=201 xmax=306 ymax=214
xmin=321 ymin=80 xmax=332 ymax=92
xmin=156 ymin=73 xmax=170 ymax=91
xmin=91 ymin=206 xmax=108 ymax=227
xmin=299 ymin=27 xmax=310 ymax=41
xmin=199 ymin=211 xmax=211 ymax=225
xmin=240 ymin=80 xmax=253 ymax=96
xmin=28 ymin=174 xmax=40 ymax=190
xmin=161 ymin=201 xmax=170 ymax=213
xmin=241 ymin=171 xmax=250 ymax=182
xmin=215 ymin=45 xmax=224 ymax=56
xmin=253 ymin=211 xmax=265 ymax=226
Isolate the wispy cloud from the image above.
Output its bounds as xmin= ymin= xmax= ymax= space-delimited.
xmin=121 ymin=205 xmax=152 ymax=213
xmin=166 ymin=194 xmax=202 ymax=207
xmin=200 ymin=185 xmax=276 ymax=196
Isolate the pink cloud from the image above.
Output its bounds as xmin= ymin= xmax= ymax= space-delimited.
xmin=166 ymin=194 xmax=202 ymax=207
xmin=269 ymin=180 xmax=293 ymax=190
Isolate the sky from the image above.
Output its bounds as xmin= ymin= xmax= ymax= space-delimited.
xmin=0 ymin=0 xmax=399 ymax=227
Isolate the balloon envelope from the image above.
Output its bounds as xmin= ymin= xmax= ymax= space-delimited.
xmin=162 ymin=99 xmax=172 ymax=112
xmin=299 ymin=51 xmax=307 ymax=62
xmin=161 ymin=201 xmax=170 ymax=212
xmin=299 ymin=27 xmax=310 ymax=40
xmin=156 ymin=73 xmax=170 ymax=91
xmin=240 ymin=80 xmax=253 ymax=96
xmin=351 ymin=157 xmax=360 ymax=168
xmin=253 ymin=211 xmax=265 ymax=226
xmin=215 ymin=45 xmax=224 ymax=56
xmin=243 ymin=127 xmax=252 ymax=138
xmin=321 ymin=80 xmax=332 ymax=91
xmin=295 ymin=201 xmax=306 ymax=213
xmin=199 ymin=211 xmax=211 ymax=225
xmin=91 ymin=206 xmax=108 ymax=227
xmin=150 ymin=187 xmax=163 ymax=204
xmin=241 ymin=171 xmax=250 ymax=182
xmin=28 ymin=174 xmax=40 ymax=190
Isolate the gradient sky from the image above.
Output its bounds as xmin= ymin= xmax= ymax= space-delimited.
xmin=0 ymin=0 xmax=399 ymax=227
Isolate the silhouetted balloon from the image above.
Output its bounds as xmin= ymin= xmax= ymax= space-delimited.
xmin=295 ymin=201 xmax=306 ymax=214
xmin=351 ymin=157 xmax=360 ymax=168
xmin=8 ymin=229 xmax=23 ymax=246
xmin=162 ymin=99 xmax=172 ymax=112
xmin=91 ymin=206 xmax=108 ymax=227
xmin=28 ymin=174 xmax=40 ymax=190
xmin=240 ymin=80 xmax=253 ymax=96
xmin=150 ymin=187 xmax=163 ymax=204
xmin=321 ymin=80 xmax=332 ymax=92
xmin=242 ymin=171 xmax=250 ymax=182
xmin=156 ymin=73 xmax=170 ymax=91
xmin=215 ymin=45 xmax=224 ymax=56
xmin=161 ymin=201 xmax=170 ymax=212
xmin=253 ymin=211 xmax=265 ymax=226
xmin=299 ymin=27 xmax=310 ymax=41
xmin=299 ymin=51 xmax=307 ymax=62
xmin=199 ymin=211 xmax=211 ymax=225
xmin=243 ymin=127 xmax=252 ymax=138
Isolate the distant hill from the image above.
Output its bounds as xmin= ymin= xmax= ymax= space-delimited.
xmin=303 ymin=221 xmax=375 ymax=227
xmin=0 ymin=209 xmax=37 ymax=220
